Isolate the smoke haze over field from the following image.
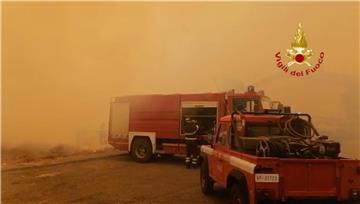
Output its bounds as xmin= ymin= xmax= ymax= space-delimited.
xmin=2 ymin=2 xmax=359 ymax=157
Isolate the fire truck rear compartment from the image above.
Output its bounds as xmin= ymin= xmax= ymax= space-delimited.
xmin=281 ymin=160 xmax=337 ymax=197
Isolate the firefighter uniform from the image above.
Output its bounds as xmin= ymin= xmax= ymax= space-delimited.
xmin=183 ymin=119 xmax=200 ymax=168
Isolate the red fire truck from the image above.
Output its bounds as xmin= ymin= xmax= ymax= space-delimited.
xmin=108 ymin=86 xmax=286 ymax=162
xmin=200 ymin=112 xmax=360 ymax=204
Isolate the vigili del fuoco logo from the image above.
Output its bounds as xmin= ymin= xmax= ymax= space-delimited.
xmin=275 ymin=23 xmax=324 ymax=77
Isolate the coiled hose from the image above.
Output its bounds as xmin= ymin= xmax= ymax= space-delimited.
xmin=280 ymin=116 xmax=319 ymax=139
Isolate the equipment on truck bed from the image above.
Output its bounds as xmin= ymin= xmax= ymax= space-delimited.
xmin=231 ymin=111 xmax=340 ymax=159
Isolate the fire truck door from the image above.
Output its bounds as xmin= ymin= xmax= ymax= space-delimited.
xmin=212 ymin=124 xmax=228 ymax=185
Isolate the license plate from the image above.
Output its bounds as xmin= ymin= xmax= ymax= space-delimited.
xmin=255 ymin=174 xmax=279 ymax=183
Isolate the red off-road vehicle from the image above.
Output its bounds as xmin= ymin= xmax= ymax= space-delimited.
xmin=200 ymin=112 xmax=360 ymax=204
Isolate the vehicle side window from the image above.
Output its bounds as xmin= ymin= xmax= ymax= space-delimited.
xmin=216 ymin=124 xmax=227 ymax=145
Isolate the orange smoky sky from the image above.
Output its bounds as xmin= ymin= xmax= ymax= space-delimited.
xmin=2 ymin=2 xmax=359 ymax=157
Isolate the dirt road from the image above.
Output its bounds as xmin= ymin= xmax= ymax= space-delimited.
xmin=2 ymin=153 xmax=227 ymax=204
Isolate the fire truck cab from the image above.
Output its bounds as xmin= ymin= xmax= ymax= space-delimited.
xmin=200 ymin=112 xmax=360 ymax=204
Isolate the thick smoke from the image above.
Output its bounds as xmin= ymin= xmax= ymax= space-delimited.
xmin=2 ymin=2 xmax=359 ymax=158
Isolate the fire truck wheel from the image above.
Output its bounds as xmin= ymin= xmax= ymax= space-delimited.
xmin=131 ymin=138 xmax=153 ymax=163
xmin=230 ymin=183 xmax=248 ymax=204
xmin=200 ymin=160 xmax=214 ymax=194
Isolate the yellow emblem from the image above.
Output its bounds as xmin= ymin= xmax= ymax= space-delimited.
xmin=286 ymin=23 xmax=313 ymax=67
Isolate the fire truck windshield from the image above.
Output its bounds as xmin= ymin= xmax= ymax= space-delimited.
xmin=232 ymin=98 xmax=261 ymax=112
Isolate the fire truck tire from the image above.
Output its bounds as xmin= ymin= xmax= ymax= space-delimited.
xmin=230 ymin=183 xmax=248 ymax=204
xmin=200 ymin=160 xmax=214 ymax=194
xmin=131 ymin=137 xmax=153 ymax=163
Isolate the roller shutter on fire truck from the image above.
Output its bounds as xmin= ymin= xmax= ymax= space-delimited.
xmin=109 ymin=101 xmax=130 ymax=139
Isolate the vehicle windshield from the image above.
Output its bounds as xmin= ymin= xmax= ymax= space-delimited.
xmin=232 ymin=98 xmax=261 ymax=112
xmin=260 ymin=96 xmax=271 ymax=110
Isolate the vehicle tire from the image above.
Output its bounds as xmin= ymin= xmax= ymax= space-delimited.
xmin=131 ymin=137 xmax=153 ymax=163
xmin=230 ymin=183 xmax=248 ymax=204
xmin=200 ymin=160 xmax=214 ymax=194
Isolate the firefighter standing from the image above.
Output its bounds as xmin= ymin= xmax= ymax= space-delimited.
xmin=183 ymin=118 xmax=200 ymax=168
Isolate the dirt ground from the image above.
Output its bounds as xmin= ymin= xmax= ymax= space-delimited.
xmin=2 ymin=153 xmax=228 ymax=204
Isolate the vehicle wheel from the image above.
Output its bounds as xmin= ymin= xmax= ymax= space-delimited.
xmin=230 ymin=183 xmax=248 ymax=204
xmin=200 ymin=160 xmax=214 ymax=194
xmin=131 ymin=138 xmax=153 ymax=163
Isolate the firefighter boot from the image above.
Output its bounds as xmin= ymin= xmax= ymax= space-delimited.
xmin=185 ymin=156 xmax=191 ymax=169
xmin=191 ymin=157 xmax=198 ymax=168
